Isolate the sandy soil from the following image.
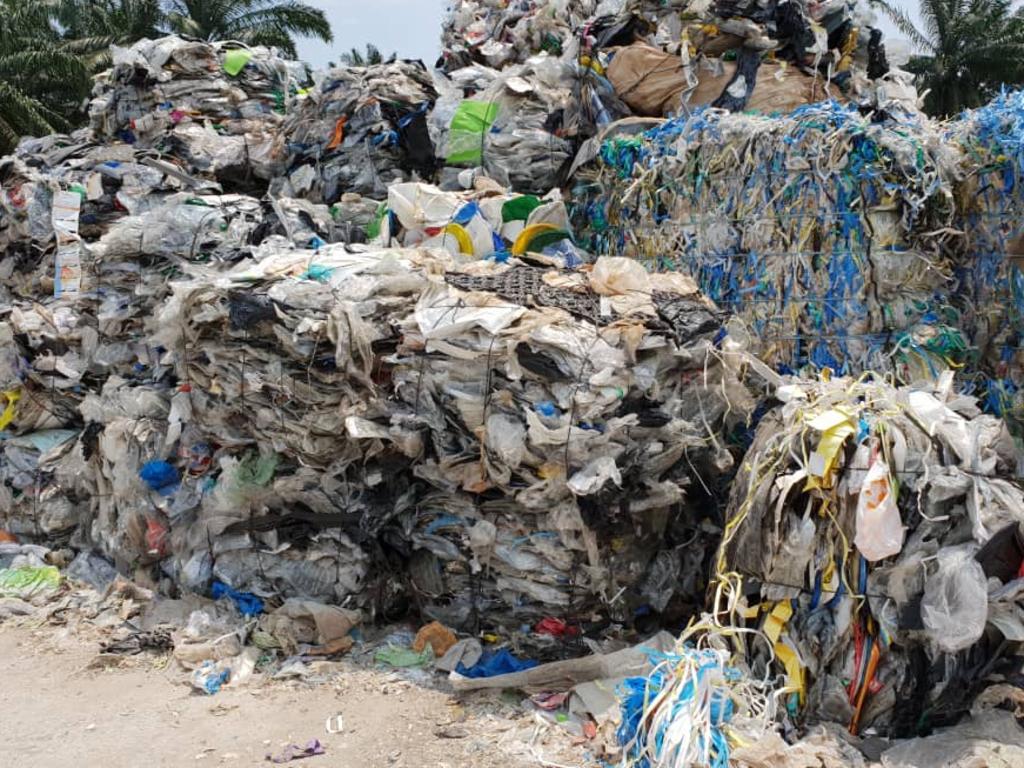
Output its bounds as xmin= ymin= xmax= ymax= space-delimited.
xmin=0 ymin=623 xmax=590 ymax=768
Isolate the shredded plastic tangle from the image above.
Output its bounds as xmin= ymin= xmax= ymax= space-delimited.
xmin=618 ymin=645 xmax=746 ymax=768
xmin=572 ymin=101 xmax=960 ymax=380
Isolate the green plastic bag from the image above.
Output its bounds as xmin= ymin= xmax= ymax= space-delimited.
xmin=501 ymin=195 xmax=542 ymax=223
xmin=0 ymin=565 xmax=61 ymax=599
xmin=223 ymin=49 xmax=254 ymax=77
xmin=447 ymin=101 xmax=500 ymax=167
xmin=220 ymin=452 xmax=278 ymax=504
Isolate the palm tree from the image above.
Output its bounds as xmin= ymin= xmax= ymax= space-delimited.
xmin=0 ymin=0 xmax=91 ymax=152
xmin=165 ymin=0 xmax=332 ymax=58
xmin=57 ymin=0 xmax=165 ymax=70
xmin=339 ymin=43 xmax=396 ymax=66
xmin=874 ymin=0 xmax=1024 ymax=116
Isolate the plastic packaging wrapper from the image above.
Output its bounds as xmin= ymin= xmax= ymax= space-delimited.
xmin=380 ymin=181 xmax=574 ymax=262
xmin=571 ymin=102 xmax=964 ymax=380
xmin=714 ymin=373 xmax=1024 ymax=734
xmin=277 ymin=61 xmax=438 ymax=201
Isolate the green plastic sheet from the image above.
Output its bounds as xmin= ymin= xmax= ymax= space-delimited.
xmin=374 ymin=644 xmax=433 ymax=668
xmin=447 ymin=101 xmax=499 ymax=166
xmin=0 ymin=566 xmax=61 ymax=599
xmin=223 ymin=49 xmax=254 ymax=77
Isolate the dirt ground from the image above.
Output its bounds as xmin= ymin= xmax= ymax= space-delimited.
xmin=0 ymin=623 xmax=591 ymax=768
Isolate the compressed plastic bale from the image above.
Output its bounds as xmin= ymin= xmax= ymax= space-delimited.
xmin=571 ymin=102 xmax=958 ymax=379
xmin=715 ymin=374 xmax=1023 ymax=730
xmin=279 ymin=61 xmax=438 ymax=201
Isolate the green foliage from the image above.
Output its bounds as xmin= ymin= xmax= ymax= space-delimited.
xmin=0 ymin=0 xmax=91 ymax=152
xmin=874 ymin=0 xmax=1024 ymax=116
xmin=165 ymin=0 xmax=332 ymax=59
xmin=339 ymin=43 xmax=397 ymax=67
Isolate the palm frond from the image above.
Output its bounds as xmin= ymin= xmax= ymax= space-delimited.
xmin=871 ymin=0 xmax=932 ymax=51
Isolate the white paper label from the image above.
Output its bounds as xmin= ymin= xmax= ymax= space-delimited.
xmin=52 ymin=190 xmax=82 ymax=298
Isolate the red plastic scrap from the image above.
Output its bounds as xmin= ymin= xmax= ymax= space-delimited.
xmin=534 ymin=617 xmax=580 ymax=638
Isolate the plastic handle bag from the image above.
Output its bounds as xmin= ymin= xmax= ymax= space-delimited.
xmin=921 ymin=550 xmax=988 ymax=652
xmin=854 ymin=459 xmax=904 ymax=561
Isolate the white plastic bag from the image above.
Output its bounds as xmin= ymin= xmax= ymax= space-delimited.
xmin=921 ymin=549 xmax=988 ymax=653
xmin=854 ymin=459 xmax=905 ymax=561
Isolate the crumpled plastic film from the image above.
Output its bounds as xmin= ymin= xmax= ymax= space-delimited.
xmin=277 ymin=61 xmax=438 ymax=201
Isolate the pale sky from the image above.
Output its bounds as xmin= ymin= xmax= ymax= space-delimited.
xmin=295 ymin=0 xmax=920 ymax=69
xmin=298 ymin=0 xmax=448 ymax=68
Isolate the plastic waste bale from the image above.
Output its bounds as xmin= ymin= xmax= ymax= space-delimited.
xmin=145 ymin=245 xmax=444 ymax=606
xmin=947 ymin=90 xmax=1024 ymax=436
xmin=145 ymin=241 xmax=743 ymax=624
xmin=440 ymin=0 xmax=601 ymax=73
xmin=714 ymin=373 xmax=1024 ymax=734
xmin=440 ymin=0 xmax=907 ymax=114
xmin=385 ymin=258 xmax=740 ymax=628
xmin=277 ymin=61 xmax=438 ymax=201
xmin=571 ymin=103 xmax=962 ymax=381
xmin=87 ymin=37 xmax=304 ymax=185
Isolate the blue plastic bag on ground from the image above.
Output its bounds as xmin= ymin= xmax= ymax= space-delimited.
xmin=211 ymin=580 xmax=263 ymax=616
xmin=456 ymin=648 xmax=538 ymax=678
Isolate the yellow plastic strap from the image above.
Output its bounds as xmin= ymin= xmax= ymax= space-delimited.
xmin=763 ymin=601 xmax=793 ymax=644
xmin=774 ymin=641 xmax=806 ymax=705
xmin=0 ymin=389 xmax=20 ymax=431
xmin=805 ymin=408 xmax=856 ymax=489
